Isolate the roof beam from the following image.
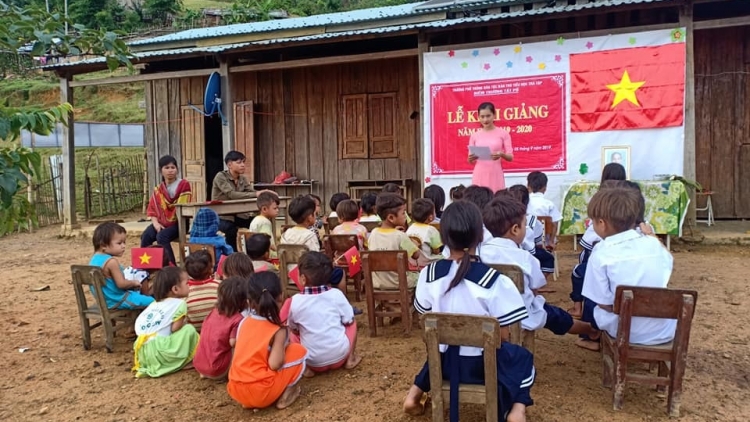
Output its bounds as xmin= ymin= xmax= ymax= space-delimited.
xmin=69 ymin=67 xmax=218 ymax=87
xmin=694 ymin=16 xmax=750 ymax=30
xmin=229 ymin=48 xmax=418 ymax=73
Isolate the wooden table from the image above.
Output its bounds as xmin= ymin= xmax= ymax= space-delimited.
xmin=175 ymin=197 xmax=290 ymax=263
xmin=347 ymin=178 xmax=413 ymax=205
xmin=254 ymin=181 xmax=317 ymax=196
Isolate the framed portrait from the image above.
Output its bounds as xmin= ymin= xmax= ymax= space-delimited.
xmin=602 ymin=146 xmax=631 ymax=178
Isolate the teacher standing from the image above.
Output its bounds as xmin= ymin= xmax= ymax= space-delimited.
xmin=468 ymin=102 xmax=514 ymax=192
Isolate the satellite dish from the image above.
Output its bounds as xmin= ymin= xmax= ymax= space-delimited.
xmin=188 ymin=71 xmax=226 ymax=125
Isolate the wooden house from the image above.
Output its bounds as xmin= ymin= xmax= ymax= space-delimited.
xmin=46 ymin=0 xmax=750 ymax=232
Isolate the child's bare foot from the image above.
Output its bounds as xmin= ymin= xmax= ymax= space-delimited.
xmin=575 ymin=338 xmax=600 ymax=351
xmin=403 ymin=385 xmax=426 ymax=416
xmin=345 ymin=353 xmax=362 ymax=370
xmin=303 ymin=368 xmax=316 ymax=378
xmin=506 ymin=403 xmax=527 ymax=422
xmin=181 ymin=362 xmax=194 ymax=371
xmin=567 ymin=303 xmax=583 ymax=319
xmin=276 ymin=384 xmax=301 ymax=409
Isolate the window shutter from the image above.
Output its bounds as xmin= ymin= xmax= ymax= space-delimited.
xmin=234 ymin=101 xmax=255 ymax=180
xmin=340 ymin=94 xmax=368 ymax=159
xmin=368 ymin=93 xmax=397 ymax=159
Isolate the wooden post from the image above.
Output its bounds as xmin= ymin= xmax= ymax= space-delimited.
xmin=680 ymin=1 xmax=697 ymax=223
xmin=417 ymin=32 xmax=429 ymax=194
xmin=59 ymin=75 xmax=79 ymax=235
xmin=220 ymin=59 xmax=234 ymax=156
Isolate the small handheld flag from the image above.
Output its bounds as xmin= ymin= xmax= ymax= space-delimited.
xmin=342 ymin=246 xmax=361 ymax=276
xmin=288 ymin=265 xmax=303 ymax=290
xmin=131 ymin=247 xmax=164 ymax=270
xmin=216 ymin=254 xmax=228 ymax=278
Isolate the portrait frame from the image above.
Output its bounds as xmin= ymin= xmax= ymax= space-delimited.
xmin=601 ymin=146 xmax=631 ymax=179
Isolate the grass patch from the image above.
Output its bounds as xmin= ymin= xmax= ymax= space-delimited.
xmin=183 ymin=0 xmax=233 ymax=9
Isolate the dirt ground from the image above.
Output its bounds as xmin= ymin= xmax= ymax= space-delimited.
xmin=1 ymin=226 xmax=748 ymax=422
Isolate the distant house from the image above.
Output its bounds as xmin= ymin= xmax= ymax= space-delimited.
xmin=44 ymin=0 xmax=750 ymax=231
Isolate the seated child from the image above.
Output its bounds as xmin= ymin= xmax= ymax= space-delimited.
xmin=578 ymin=186 xmax=676 ymax=351
xmin=228 ymin=272 xmax=308 ymax=410
xmin=281 ymin=196 xmax=321 ymax=252
xmin=359 ymin=192 xmax=380 ymax=222
xmin=382 ymin=183 xmax=412 ymax=225
xmin=405 ymin=198 xmax=443 ymax=265
xmin=193 ymin=276 xmax=247 ymax=379
xmin=442 ymin=185 xmax=494 ymax=258
xmin=306 ymin=194 xmax=326 ymax=233
xmin=331 ymin=199 xmax=369 ymax=249
xmin=132 ymin=267 xmax=199 ymax=378
xmin=222 ymin=252 xmax=256 ymax=279
xmin=479 ymin=196 xmax=596 ymax=337
xmin=422 ymin=185 xmax=446 ymax=223
xmin=189 ymin=208 xmax=234 ymax=267
xmin=248 ymin=191 xmax=280 ymax=259
xmin=287 ymin=252 xmax=361 ymax=375
xmin=89 ymin=222 xmax=154 ymax=310
xmin=403 ymin=201 xmax=534 ymax=422
xmin=185 ymin=250 xmax=220 ymax=331
xmin=367 ymin=193 xmax=420 ymax=289
xmin=328 ymin=192 xmax=350 ymax=219
xmin=526 ymin=171 xmax=560 ymax=276
xmin=246 ymin=234 xmax=279 ymax=273
xmin=506 ymin=185 xmax=544 ymax=254
xmin=449 ymin=184 xmax=466 ymax=201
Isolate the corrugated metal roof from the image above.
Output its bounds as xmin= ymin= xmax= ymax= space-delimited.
xmin=44 ymin=0 xmax=676 ymax=71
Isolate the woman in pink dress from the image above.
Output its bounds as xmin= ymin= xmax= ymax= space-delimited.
xmin=468 ymin=102 xmax=514 ymax=193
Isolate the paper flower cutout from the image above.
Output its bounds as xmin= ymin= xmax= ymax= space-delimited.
xmin=579 ymin=163 xmax=589 ymax=175
xmin=483 ymin=63 xmax=491 ymax=70
xmin=585 ymin=41 xmax=594 ymax=49
xmin=506 ymin=61 xmax=513 ymax=68
xmin=556 ymin=37 xmax=565 ymax=45
xmin=671 ymin=28 xmax=685 ymax=42
xmin=472 ymin=50 xmax=479 ymax=57
xmin=514 ymin=45 xmax=522 ymax=53
xmin=538 ymin=63 xmax=546 ymax=70
xmin=525 ymin=56 xmax=533 ymax=63
xmin=493 ymin=48 xmax=500 ymax=56
xmin=628 ymin=37 xmax=637 ymax=45
xmin=461 ymin=61 xmax=468 ymax=68
xmin=554 ymin=55 xmax=562 ymax=62
xmin=424 ymin=176 xmax=431 ymax=183
xmin=448 ymin=50 xmax=455 ymax=57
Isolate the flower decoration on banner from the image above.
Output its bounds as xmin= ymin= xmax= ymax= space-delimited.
xmin=506 ymin=61 xmax=513 ymax=68
xmin=432 ymin=162 xmax=444 ymax=174
xmin=431 ymin=85 xmax=443 ymax=98
xmin=585 ymin=41 xmax=594 ymax=49
xmin=525 ymin=56 xmax=533 ymax=63
xmin=552 ymin=157 xmax=566 ymax=170
xmin=538 ymin=63 xmax=546 ymax=70
xmin=628 ymin=37 xmax=637 ymax=45
xmin=448 ymin=50 xmax=455 ymax=57
xmin=460 ymin=61 xmax=468 ymax=69
xmin=557 ymin=37 xmax=565 ymax=45
xmin=579 ymin=163 xmax=589 ymax=176
xmin=671 ymin=28 xmax=685 ymax=42
xmin=424 ymin=177 xmax=431 ymax=184
xmin=514 ymin=45 xmax=522 ymax=53
xmin=551 ymin=75 xmax=564 ymax=87
xmin=483 ymin=63 xmax=491 ymax=70
xmin=493 ymin=48 xmax=500 ymax=56
xmin=554 ymin=55 xmax=562 ymax=62
xmin=472 ymin=50 xmax=479 ymax=57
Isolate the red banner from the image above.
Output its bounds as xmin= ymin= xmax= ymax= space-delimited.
xmin=430 ymin=74 xmax=567 ymax=175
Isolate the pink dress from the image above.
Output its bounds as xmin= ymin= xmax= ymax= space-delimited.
xmin=469 ymin=127 xmax=513 ymax=192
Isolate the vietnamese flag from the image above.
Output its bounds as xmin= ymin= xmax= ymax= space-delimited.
xmin=288 ymin=265 xmax=303 ymax=290
xmin=342 ymin=246 xmax=361 ymax=276
xmin=570 ymin=43 xmax=685 ymax=132
xmin=131 ymin=247 xmax=164 ymax=270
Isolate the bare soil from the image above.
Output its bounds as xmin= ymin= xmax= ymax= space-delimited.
xmin=1 ymin=226 xmax=748 ymax=422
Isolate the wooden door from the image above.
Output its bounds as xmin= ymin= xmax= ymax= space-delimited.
xmin=340 ymin=94 xmax=368 ymax=159
xmin=181 ymin=105 xmax=206 ymax=202
xmin=234 ymin=101 xmax=255 ymax=181
xmin=368 ymin=93 xmax=397 ymax=159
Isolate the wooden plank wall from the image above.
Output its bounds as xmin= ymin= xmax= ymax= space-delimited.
xmin=695 ymin=26 xmax=750 ymax=218
xmin=230 ymin=57 xmax=420 ymax=208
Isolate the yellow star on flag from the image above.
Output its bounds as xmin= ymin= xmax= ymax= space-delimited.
xmin=139 ymin=253 xmax=152 ymax=265
xmin=606 ymin=70 xmax=645 ymax=108
xmin=350 ymin=255 xmax=358 ymax=265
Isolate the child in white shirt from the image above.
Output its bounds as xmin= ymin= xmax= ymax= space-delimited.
xmin=578 ymin=186 xmax=676 ymax=351
xmin=422 ymin=185 xmax=446 ymax=223
xmin=358 ymin=192 xmax=381 ymax=222
xmin=288 ymin=252 xmax=361 ymax=375
xmin=328 ymin=192 xmax=350 ymax=219
xmin=526 ymin=172 xmax=560 ymax=277
xmin=248 ymin=191 xmax=279 ymax=258
xmin=507 ymin=185 xmax=544 ymax=253
xmin=280 ymin=195 xmax=321 ymax=252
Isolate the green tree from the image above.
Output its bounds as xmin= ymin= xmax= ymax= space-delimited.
xmin=144 ymin=0 xmax=181 ymax=26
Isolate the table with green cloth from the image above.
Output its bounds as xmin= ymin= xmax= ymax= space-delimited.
xmin=560 ymin=180 xmax=690 ymax=236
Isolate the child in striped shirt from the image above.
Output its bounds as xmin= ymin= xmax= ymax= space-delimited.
xmin=185 ymin=250 xmax=220 ymax=332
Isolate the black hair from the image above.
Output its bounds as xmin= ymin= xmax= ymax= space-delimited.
xmin=601 ymin=163 xmax=627 ymax=184
xmin=185 ymin=250 xmax=213 ymax=280
xmin=247 ymin=272 xmax=283 ymax=326
xmin=483 ymin=196 xmax=527 ymax=238
xmin=376 ymin=193 xmax=406 ymax=220
xmin=151 ymin=267 xmax=186 ymax=301
xmin=222 ymin=252 xmax=255 ymax=279
xmin=216 ymin=276 xmax=248 ymax=316
xmin=527 ymin=171 xmax=548 ymax=192
xmin=440 ymin=201 xmax=484 ymax=293
xmin=257 ymin=191 xmax=280 ymax=210
xmin=478 ymin=102 xmax=496 ymax=114
xmin=289 ymin=195 xmax=316 ymax=224
xmin=224 ymin=150 xmax=246 ymax=164
xmin=307 ymin=194 xmax=321 ymax=206
xmin=423 ymin=185 xmax=445 ymax=219
xmin=621 ymin=180 xmax=645 ymax=224
xmin=158 ymin=155 xmax=178 ymax=181
xmin=92 ymin=222 xmax=126 ymax=251
xmin=411 ymin=198 xmax=435 ymax=224
xmin=450 ymin=184 xmax=466 ymax=201
xmin=360 ymin=192 xmax=378 ymax=215
xmin=462 ymin=185 xmax=494 ymax=211
xmin=382 ymin=183 xmax=402 ymax=194
xmin=329 ymin=192 xmax=350 ymax=213
xmin=246 ymin=234 xmax=271 ymax=260
xmin=336 ymin=199 xmax=360 ymax=222
xmin=507 ymin=184 xmax=530 ymax=206
xmin=298 ymin=251 xmax=333 ymax=287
